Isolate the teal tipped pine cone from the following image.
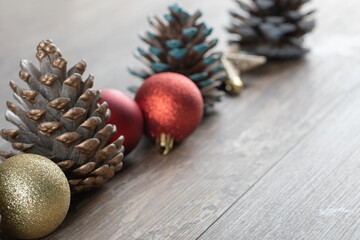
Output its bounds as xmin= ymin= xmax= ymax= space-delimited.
xmin=228 ymin=0 xmax=315 ymax=59
xmin=129 ymin=4 xmax=227 ymax=108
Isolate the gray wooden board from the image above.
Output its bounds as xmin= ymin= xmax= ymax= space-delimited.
xmin=0 ymin=0 xmax=359 ymax=239
xmin=199 ymin=78 xmax=360 ymax=240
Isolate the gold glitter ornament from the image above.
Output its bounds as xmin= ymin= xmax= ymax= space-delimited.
xmin=0 ymin=154 xmax=70 ymax=239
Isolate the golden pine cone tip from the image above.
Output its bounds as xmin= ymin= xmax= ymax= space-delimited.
xmin=228 ymin=0 xmax=315 ymax=59
xmin=36 ymin=39 xmax=62 ymax=61
xmin=129 ymin=3 xmax=228 ymax=108
xmin=0 ymin=40 xmax=125 ymax=193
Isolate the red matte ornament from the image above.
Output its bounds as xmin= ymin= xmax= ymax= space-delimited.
xmin=135 ymin=72 xmax=204 ymax=155
xmin=100 ymin=89 xmax=143 ymax=154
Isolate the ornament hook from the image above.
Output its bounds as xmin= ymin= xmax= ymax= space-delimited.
xmin=156 ymin=133 xmax=174 ymax=155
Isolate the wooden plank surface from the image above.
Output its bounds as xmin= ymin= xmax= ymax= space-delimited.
xmin=199 ymin=75 xmax=360 ymax=240
xmin=0 ymin=0 xmax=359 ymax=239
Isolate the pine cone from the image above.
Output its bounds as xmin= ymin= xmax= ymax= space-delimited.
xmin=129 ymin=4 xmax=227 ymax=108
xmin=0 ymin=40 xmax=124 ymax=194
xmin=228 ymin=0 xmax=315 ymax=59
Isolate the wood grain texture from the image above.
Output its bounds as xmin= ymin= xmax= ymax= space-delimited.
xmin=0 ymin=0 xmax=359 ymax=239
xmin=199 ymin=75 xmax=360 ymax=240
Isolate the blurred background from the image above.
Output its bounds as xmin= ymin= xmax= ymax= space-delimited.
xmin=0 ymin=0 xmax=237 ymax=131
xmin=0 ymin=0 xmax=232 ymax=96
xmin=0 ymin=0 xmax=315 ymax=128
xmin=0 ymin=0 xmax=358 ymax=128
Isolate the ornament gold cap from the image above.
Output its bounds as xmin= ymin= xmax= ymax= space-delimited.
xmin=156 ymin=133 xmax=174 ymax=156
xmin=221 ymin=56 xmax=243 ymax=95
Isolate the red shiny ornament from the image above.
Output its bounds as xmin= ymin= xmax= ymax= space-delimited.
xmin=100 ymin=89 xmax=143 ymax=154
xmin=135 ymin=72 xmax=203 ymax=153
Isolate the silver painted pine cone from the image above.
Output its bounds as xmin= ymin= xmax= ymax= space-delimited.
xmin=0 ymin=40 xmax=124 ymax=194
